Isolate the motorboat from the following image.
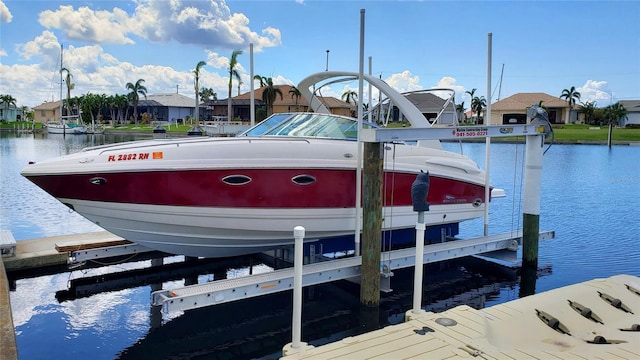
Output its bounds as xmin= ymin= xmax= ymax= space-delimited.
xmin=22 ymin=71 xmax=494 ymax=258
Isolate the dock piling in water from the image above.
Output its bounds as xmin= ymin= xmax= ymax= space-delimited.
xmin=522 ymin=133 xmax=544 ymax=274
xmin=361 ymin=141 xmax=383 ymax=307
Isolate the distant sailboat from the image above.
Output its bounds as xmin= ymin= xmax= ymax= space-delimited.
xmin=46 ymin=44 xmax=86 ymax=135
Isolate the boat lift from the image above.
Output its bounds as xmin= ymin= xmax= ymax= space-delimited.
xmin=152 ymin=229 xmax=554 ymax=313
xmin=151 ymin=121 xmax=554 ymax=314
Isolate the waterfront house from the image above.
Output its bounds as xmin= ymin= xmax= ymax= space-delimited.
xmin=135 ymin=93 xmax=196 ymax=125
xmin=490 ymin=93 xmax=577 ymax=125
xmin=0 ymin=102 xmax=19 ymax=122
xmin=32 ymin=100 xmax=63 ymax=124
xmin=618 ymin=100 xmax=640 ymax=126
xmin=206 ymin=85 xmax=353 ymax=122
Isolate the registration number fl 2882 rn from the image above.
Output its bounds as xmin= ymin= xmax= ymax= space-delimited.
xmin=107 ymin=153 xmax=150 ymax=162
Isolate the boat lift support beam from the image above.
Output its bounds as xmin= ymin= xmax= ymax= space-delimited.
xmin=360 ymin=123 xmax=547 ymax=143
xmin=152 ymin=230 xmax=554 ymax=313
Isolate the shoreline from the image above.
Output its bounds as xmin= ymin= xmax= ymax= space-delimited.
xmin=2 ymin=128 xmax=639 ymax=146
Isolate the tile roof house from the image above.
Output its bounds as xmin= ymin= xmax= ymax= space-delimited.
xmin=32 ymin=100 xmax=63 ymax=124
xmin=490 ymin=93 xmax=577 ymax=125
xmin=206 ymin=85 xmax=353 ymax=121
xmin=618 ymin=100 xmax=640 ymax=126
xmin=403 ymin=92 xmax=456 ymax=125
xmin=136 ymin=93 xmax=196 ymax=124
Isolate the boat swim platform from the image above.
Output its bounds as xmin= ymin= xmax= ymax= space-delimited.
xmin=281 ymin=274 xmax=640 ymax=360
xmin=151 ymin=230 xmax=554 ymax=313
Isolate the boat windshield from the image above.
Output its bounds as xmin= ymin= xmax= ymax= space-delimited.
xmin=241 ymin=113 xmax=377 ymax=140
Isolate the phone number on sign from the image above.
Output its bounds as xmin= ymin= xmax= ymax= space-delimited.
xmin=453 ymin=129 xmax=488 ymax=137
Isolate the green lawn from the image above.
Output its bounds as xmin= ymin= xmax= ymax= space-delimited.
xmin=385 ymin=122 xmax=640 ymax=143
xmin=551 ymin=124 xmax=640 ymax=142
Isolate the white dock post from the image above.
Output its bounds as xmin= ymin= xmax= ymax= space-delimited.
xmin=521 ymin=131 xmax=544 ymax=293
xmin=282 ymin=226 xmax=313 ymax=356
xmin=412 ymin=212 xmax=426 ymax=316
xmin=292 ymin=226 xmax=304 ymax=349
xmin=407 ymin=171 xmax=430 ymax=320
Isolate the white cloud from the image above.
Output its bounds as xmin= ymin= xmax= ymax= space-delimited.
xmin=385 ymin=70 xmax=423 ymax=93
xmin=16 ymin=30 xmax=61 ymax=67
xmin=0 ymin=48 xmax=6 ymax=57
xmin=0 ymin=0 xmax=12 ymax=23
xmin=433 ymin=76 xmax=465 ymax=104
xmin=38 ymin=5 xmax=135 ymax=44
xmin=130 ymin=0 xmax=281 ymax=51
xmin=578 ymin=80 xmax=613 ymax=105
xmin=32 ymin=1 xmax=281 ymax=51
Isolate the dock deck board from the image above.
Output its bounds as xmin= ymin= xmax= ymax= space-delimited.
xmin=281 ymin=274 xmax=640 ymax=360
xmin=3 ymin=231 xmax=126 ymax=271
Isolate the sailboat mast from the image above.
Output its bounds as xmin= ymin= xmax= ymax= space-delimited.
xmin=59 ymin=44 xmax=63 ymax=119
xmin=60 ymin=44 xmax=66 ymax=135
xmin=497 ymin=63 xmax=504 ymax=101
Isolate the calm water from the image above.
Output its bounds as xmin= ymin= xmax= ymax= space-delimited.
xmin=1 ymin=131 xmax=639 ymax=359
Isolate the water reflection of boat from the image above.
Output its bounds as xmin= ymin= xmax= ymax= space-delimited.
xmin=22 ymin=71 xmax=495 ymax=258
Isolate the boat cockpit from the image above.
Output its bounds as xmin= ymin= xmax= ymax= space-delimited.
xmin=240 ymin=113 xmax=378 ymax=140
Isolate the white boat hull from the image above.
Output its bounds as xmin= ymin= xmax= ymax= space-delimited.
xmin=60 ymin=198 xmax=485 ymax=257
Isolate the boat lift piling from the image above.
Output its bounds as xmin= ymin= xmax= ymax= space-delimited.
xmin=360 ymin=141 xmax=383 ymax=307
xmin=521 ymin=106 xmax=549 ymax=295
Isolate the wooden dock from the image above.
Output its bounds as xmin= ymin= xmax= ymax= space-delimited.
xmin=0 ymin=254 xmax=17 ymax=360
xmin=282 ymin=274 xmax=640 ymax=359
xmin=0 ymin=230 xmax=139 ymax=359
xmin=2 ymin=231 xmax=130 ymax=272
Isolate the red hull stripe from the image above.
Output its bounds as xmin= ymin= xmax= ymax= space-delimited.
xmin=26 ymin=169 xmax=485 ymax=208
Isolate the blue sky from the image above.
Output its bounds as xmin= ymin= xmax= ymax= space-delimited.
xmin=1 ymin=0 xmax=639 ymax=109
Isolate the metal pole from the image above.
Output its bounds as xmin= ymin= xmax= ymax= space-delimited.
xmin=291 ymin=226 xmax=305 ymax=349
xmin=354 ymin=9 xmax=365 ymax=256
xmin=250 ymin=43 xmax=255 ymax=127
xmin=325 ymin=50 xmax=329 ymax=71
xmin=412 ymin=211 xmax=425 ymax=313
xmin=484 ymin=32 xmax=492 ymax=236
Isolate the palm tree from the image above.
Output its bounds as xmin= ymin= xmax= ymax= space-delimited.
xmin=20 ymin=105 xmax=29 ymax=122
xmin=199 ymin=87 xmax=217 ymax=102
xmin=60 ymin=67 xmax=74 ymax=116
xmin=341 ymin=90 xmax=358 ymax=105
xmin=604 ymin=102 xmax=628 ymax=148
xmin=560 ymin=86 xmax=581 ymax=123
xmin=342 ymin=90 xmax=358 ymax=116
xmin=289 ymin=86 xmax=302 ymax=111
xmin=237 ymin=79 xmax=243 ymax=96
xmin=259 ymin=77 xmax=283 ymax=116
xmin=227 ymin=50 xmax=243 ymax=121
xmin=471 ymin=96 xmax=486 ymax=124
xmin=193 ymin=60 xmax=206 ymax=125
xmin=579 ymin=101 xmax=596 ymax=125
xmin=465 ymin=88 xmax=476 ymax=108
xmin=254 ymin=75 xmax=267 ymax=88
xmin=107 ymin=95 xmax=118 ymax=124
xmin=0 ymin=94 xmax=17 ymax=109
xmin=455 ymin=102 xmax=465 ymax=123
xmin=125 ymin=79 xmax=147 ymax=125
